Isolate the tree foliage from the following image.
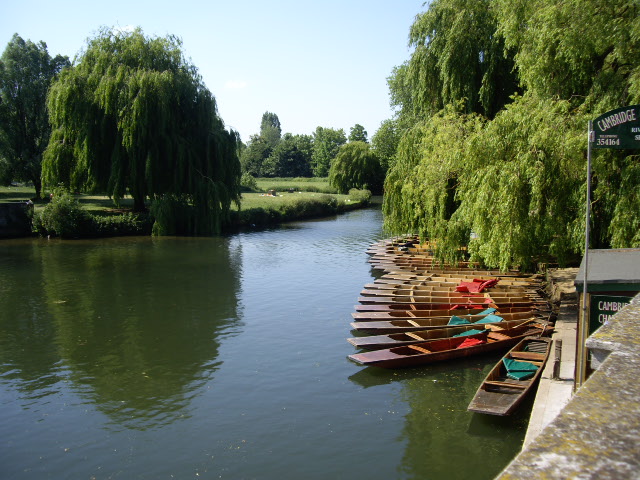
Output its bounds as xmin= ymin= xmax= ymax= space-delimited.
xmin=371 ymin=119 xmax=401 ymax=171
xmin=260 ymin=111 xmax=282 ymax=147
xmin=240 ymin=134 xmax=272 ymax=177
xmin=0 ymin=34 xmax=69 ymax=196
xmin=311 ymin=126 xmax=346 ymax=177
xmin=329 ymin=141 xmax=383 ymax=194
xmin=262 ymin=133 xmax=313 ymax=177
xmin=348 ymin=124 xmax=368 ymax=143
xmin=384 ymin=0 xmax=640 ymax=270
xmin=42 ymin=28 xmax=240 ymax=234
xmin=392 ymin=0 xmax=520 ymax=121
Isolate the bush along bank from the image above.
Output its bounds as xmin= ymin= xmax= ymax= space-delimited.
xmin=227 ymin=189 xmax=372 ymax=231
xmin=30 ymin=188 xmax=372 ymax=238
xmin=33 ymin=192 xmax=152 ymax=238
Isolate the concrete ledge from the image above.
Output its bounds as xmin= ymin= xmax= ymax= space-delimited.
xmin=497 ymin=293 xmax=640 ymax=479
xmin=0 ymin=201 xmax=33 ymax=237
xmin=523 ymin=272 xmax=578 ymax=447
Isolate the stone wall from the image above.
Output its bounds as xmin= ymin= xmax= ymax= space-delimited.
xmin=496 ymin=293 xmax=640 ymax=479
xmin=0 ymin=202 xmax=34 ymax=238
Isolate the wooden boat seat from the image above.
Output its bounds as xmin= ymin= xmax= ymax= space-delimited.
xmin=510 ymin=352 xmax=546 ymax=361
xmin=487 ymin=332 xmax=511 ymax=342
xmin=407 ymin=320 xmax=422 ymax=327
xmin=406 ymin=332 xmax=425 ymax=340
xmin=408 ymin=345 xmax=432 ymax=354
xmin=484 ymin=380 xmax=527 ymax=389
xmin=485 ymin=324 xmax=505 ymax=331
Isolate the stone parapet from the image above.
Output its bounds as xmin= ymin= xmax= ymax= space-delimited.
xmin=0 ymin=202 xmax=33 ymax=238
xmin=496 ymin=293 xmax=640 ymax=479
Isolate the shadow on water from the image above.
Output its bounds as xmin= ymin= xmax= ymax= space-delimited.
xmin=0 ymin=236 xmax=241 ymax=430
xmin=349 ymin=352 xmax=531 ymax=480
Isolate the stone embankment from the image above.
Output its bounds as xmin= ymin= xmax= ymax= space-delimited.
xmin=497 ymin=280 xmax=640 ymax=479
xmin=0 ymin=202 xmax=33 ymax=238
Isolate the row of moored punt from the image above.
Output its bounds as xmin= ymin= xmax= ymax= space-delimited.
xmin=347 ymin=237 xmax=556 ymax=416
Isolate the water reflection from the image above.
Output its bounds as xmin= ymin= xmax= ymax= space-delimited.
xmin=0 ymin=237 xmax=241 ymax=429
xmin=348 ymin=355 xmax=529 ymax=479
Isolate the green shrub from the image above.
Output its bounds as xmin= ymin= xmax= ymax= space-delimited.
xmin=33 ymin=189 xmax=92 ymax=238
xmin=150 ymin=194 xmax=194 ymax=236
xmin=91 ymin=212 xmax=152 ymax=236
xmin=348 ymin=188 xmax=372 ymax=205
xmin=240 ymin=172 xmax=258 ymax=192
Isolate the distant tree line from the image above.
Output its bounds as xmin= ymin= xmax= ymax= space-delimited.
xmin=383 ymin=0 xmax=640 ymax=270
xmin=239 ymin=111 xmax=392 ymax=194
xmin=0 ymin=28 xmax=399 ymax=237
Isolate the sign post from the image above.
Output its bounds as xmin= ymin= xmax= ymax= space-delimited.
xmin=577 ymin=105 xmax=640 ymax=388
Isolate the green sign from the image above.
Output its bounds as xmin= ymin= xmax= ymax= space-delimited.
xmin=591 ymin=105 xmax=640 ymax=149
xmin=589 ymin=294 xmax=633 ymax=334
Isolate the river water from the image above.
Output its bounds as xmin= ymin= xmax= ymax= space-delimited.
xmin=0 ymin=207 xmax=529 ymax=479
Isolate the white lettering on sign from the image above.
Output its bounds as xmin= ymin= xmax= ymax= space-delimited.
xmin=597 ymin=108 xmax=637 ymax=132
xmin=597 ymin=300 xmax=629 ymax=312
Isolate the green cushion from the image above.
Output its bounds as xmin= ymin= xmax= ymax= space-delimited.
xmin=475 ymin=314 xmax=503 ymax=324
xmin=502 ymin=357 xmax=538 ymax=380
xmin=452 ymin=329 xmax=485 ymax=337
xmin=478 ymin=307 xmax=497 ymax=315
xmin=448 ymin=315 xmax=471 ymax=326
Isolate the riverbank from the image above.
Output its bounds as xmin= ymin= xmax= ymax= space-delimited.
xmin=523 ymin=268 xmax=578 ymax=447
xmin=0 ymin=184 xmax=373 ymax=238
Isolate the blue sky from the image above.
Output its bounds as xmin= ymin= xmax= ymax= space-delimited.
xmin=2 ymin=0 xmax=425 ymax=143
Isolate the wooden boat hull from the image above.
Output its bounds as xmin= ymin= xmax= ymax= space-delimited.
xmin=357 ymin=296 xmax=541 ymax=308
xmin=352 ymin=306 xmax=539 ymax=320
xmin=347 ymin=325 xmax=549 ymax=368
xmin=467 ymin=336 xmax=552 ymax=416
xmin=350 ymin=312 xmax=543 ymax=334
xmin=347 ymin=319 xmax=551 ymax=350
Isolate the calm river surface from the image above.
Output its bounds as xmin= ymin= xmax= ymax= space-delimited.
xmin=0 ymin=207 xmax=530 ymax=479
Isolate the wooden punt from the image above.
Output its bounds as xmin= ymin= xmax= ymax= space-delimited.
xmin=347 ymin=319 xmax=551 ymax=350
xmin=350 ymin=312 xmax=544 ymax=334
xmin=353 ymin=304 xmax=540 ymax=314
xmin=357 ymin=296 xmax=542 ymax=310
xmin=347 ymin=324 xmax=549 ymax=368
xmin=378 ymin=273 xmax=541 ymax=286
xmin=363 ymin=282 xmax=535 ymax=294
xmin=467 ymin=336 xmax=552 ymax=416
xmin=359 ymin=289 xmax=542 ymax=302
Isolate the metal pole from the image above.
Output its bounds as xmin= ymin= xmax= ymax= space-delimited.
xmin=577 ymin=121 xmax=593 ymax=389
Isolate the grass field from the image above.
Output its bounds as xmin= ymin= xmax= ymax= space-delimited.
xmin=234 ymin=191 xmax=352 ymax=211
xmin=254 ymin=177 xmax=336 ymax=194
xmin=1 ymin=178 xmax=359 ymax=214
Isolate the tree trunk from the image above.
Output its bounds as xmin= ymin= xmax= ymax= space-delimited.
xmin=133 ymin=195 xmax=147 ymax=212
xmin=32 ymin=176 xmax=42 ymax=201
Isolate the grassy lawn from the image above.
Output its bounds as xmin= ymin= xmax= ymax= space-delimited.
xmin=235 ymin=191 xmax=352 ymax=211
xmin=0 ymin=186 xmax=137 ymax=215
xmin=0 ymin=185 xmax=36 ymax=202
xmin=1 ymin=178 xmax=351 ymax=214
xmin=254 ymin=177 xmax=335 ymax=194
xmin=1 ymin=180 xmax=370 ymax=236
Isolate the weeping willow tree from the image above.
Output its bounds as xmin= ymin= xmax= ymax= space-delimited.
xmin=384 ymin=0 xmax=640 ymax=270
xmin=43 ymin=27 xmax=241 ymax=235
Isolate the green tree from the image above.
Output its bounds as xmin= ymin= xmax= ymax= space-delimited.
xmin=43 ymin=28 xmax=240 ymax=234
xmin=240 ymin=134 xmax=271 ymax=177
xmin=0 ymin=34 xmax=69 ymax=197
xmin=390 ymin=0 xmax=520 ymax=121
xmin=384 ymin=0 xmax=640 ymax=270
xmin=495 ymin=0 xmax=640 ymax=110
xmin=329 ymin=141 xmax=383 ymax=194
xmin=260 ymin=111 xmax=282 ymax=147
xmin=371 ymin=119 xmax=400 ymax=171
xmin=262 ymin=133 xmax=313 ymax=177
xmin=348 ymin=124 xmax=368 ymax=143
xmin=311 ymin=126 xmax=346 ymax=177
